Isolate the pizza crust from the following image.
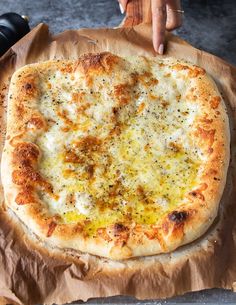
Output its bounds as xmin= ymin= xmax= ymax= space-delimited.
xmin=1 ymin=52 xmax=230 ymax=260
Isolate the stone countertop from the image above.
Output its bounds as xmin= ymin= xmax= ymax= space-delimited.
xmin=1 ymin=0 xmax=236 ymax=65
xmin=0 ymin=0 xmax=236 ymax=304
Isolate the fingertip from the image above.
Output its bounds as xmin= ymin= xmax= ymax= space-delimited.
xmin=153 ymin=41 xmax=158 ymax=53
xmin=153 ymin=37 xmax=158 ymax=53
xmin=158 ymin=43 xmax=164 ymax=55
xmin=151 ymin=0 xmax=167 ymax=54
xmin=152 ymin=29 xmax=165 ymax=54
xmin=153 ymin=39 xmax=164 ymax=54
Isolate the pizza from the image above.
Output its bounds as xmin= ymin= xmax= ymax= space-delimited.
xmin=1 ymin=52 xmax=230 ymax=260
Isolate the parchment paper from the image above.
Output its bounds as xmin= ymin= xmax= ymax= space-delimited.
xmin=0 ymin=23 xmax=235 ymax=305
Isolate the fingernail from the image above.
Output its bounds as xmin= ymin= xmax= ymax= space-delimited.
xmin=119 ymin=3 xmax=124 ymax=14
xmin=158 ymin=44 xmax=164 ymax=55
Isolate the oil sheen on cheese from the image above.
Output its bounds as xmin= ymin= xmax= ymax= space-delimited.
xmin=36 ymin=56 xmax=202 ymax=233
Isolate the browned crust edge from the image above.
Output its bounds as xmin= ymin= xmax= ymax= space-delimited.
xmin=1 ymin=53 xmax=230 ymax=260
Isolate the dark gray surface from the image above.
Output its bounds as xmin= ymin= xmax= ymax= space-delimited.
xmin=1 ymin=0 xmax=236 ymax=65
xmin=76 ymin=288 xmax=236 ymax=304
xmin=1 ymin=0 xmax=236 ymax=304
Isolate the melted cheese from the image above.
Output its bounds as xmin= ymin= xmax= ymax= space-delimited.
xmin=74 ymin=192 xmax=93 ymax=215
xmin=35 ymin=56 xmax=202 ymax=232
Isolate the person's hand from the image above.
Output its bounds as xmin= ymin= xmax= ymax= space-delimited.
xmin=118 ymin=0 xmax=183 ymax=54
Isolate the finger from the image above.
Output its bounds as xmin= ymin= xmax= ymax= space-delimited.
xmin=166 ymin=0 xmax=183 ymax=30
xmin=118 ymin=0 xmax=129 ymax=13
xmin=151 ymin=0 xmax=167 ymax=54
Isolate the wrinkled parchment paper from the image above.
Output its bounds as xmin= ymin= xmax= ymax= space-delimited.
xmin=0 ymin=24 xmax=235 ymax=305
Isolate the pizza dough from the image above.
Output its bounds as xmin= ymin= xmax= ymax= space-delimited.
xmin=1 ymin=52 xmax=230 ymax=260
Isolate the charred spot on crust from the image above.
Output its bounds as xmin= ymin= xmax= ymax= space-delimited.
xmin=189 ymin=190 xmax=205 ymax=201
xmin=24 ymin=83 xmax=32 ymax=90
xmin=168 ymin=211 xmax=188 ymax=224
xmin=20 ymin=75 xmax=39 ymax=98
xmin=113 ymin=223 xmax=127 ymax=234
xmin=22 ymin=82 xmax=35 ymax=96
xmin=47 ymin=221 xmax=57 ymax=237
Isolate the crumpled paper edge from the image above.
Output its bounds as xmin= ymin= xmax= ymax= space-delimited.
xmin=0 ymin=23 xmax=235 ymax=305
